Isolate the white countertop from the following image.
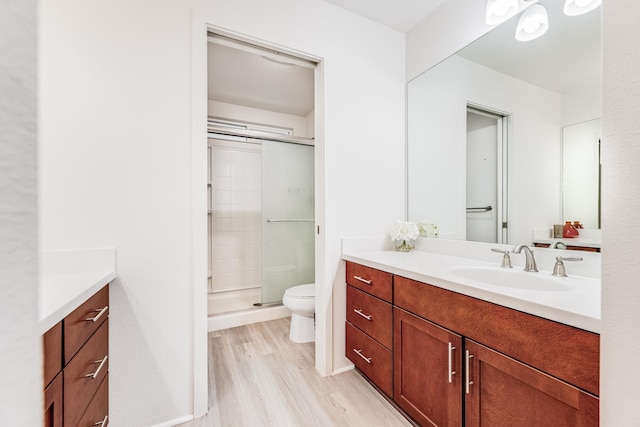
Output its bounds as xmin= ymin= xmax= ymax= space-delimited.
xmin=39 ymin=248 xmax=116 ymax=334
xmin=532 ymin=228 xmax=601 ymax=249
xmin=342 ymin=239 xmax=600 ymax=334
xmin=532 ymin=236 xmax=601 ymax=249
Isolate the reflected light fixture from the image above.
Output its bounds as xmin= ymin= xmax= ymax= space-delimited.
xmin=486 ymin=0 xmax=519 ymax=25
xmin=564 ymin=0 xmax=601 ymax=16
xmin=515 ymin=4 xmax=549 ymax=41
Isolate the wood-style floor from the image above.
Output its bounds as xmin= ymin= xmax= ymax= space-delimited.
xmin=179 ymin=317 xmax=412 ymax=427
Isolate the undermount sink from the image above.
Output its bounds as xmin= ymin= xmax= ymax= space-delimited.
xmin=448 ymin=266 xmax=575 ymax=292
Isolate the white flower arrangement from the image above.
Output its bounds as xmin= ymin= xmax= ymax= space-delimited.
xmin=418 ymin=220 xmax=439 ymax=238
xmin=390 ymin=220 xmax=419 ymax=252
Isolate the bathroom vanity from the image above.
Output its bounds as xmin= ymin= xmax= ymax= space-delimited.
xmin=343 ymin=240 xmax=599 ymax=426
xmin=40 ymin=249 xmax=116 ymax=427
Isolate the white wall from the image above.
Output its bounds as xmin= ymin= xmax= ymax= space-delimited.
xmin=408 ymin=55 xmax=562 ymax=245
xmin=0 ymin=1 xmax=41 ymax=424
xmin=600 ymin=1 xmax=640 ymax=425
xmin=208 ymin=100 xmax=308 ymax=136
xmin=562 ymin=83 xmax=602 ymax=127
xmin=40 ymin=0 xmax=405 ymax=425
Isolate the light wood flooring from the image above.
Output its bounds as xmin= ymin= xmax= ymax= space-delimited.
xmin=179 ymin=317 xmax=412 ymax=427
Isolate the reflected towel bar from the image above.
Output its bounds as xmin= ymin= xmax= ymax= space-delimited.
xmin=266 ymin=219 xmax=315 ymax=222
xmin=466 ymin=206 xmax=493 ymax=213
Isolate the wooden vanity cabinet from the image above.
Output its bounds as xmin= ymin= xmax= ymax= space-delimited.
xmin=345 ymin=262 xmax=394 ymax=397
xmin=42 ymin=284 xmax=109 ymax=427
xmin=393 ymin=275 xmax=599 ymax=426
xmin=345 ymin=261 xmax=600 ymax=426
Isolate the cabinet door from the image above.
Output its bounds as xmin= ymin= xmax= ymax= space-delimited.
xmin=465 ymin=339 xmax=599 ymax=427
xmin=44 ymin=372 xmax=63 ymax=427
xmin=394 ymin=308 xmax=462 ymax=426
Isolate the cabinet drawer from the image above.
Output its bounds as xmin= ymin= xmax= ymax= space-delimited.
xmin=76 ymin=374 xmax=109 ymax=427
xmin=346 ymin=322 xmax=393 ymax=397
xmin=43 ymin=321 xmax=62 ymax=388
xmin=64 ymin=320 xmax=109 ymax=427
xmin=64 ymin=284 xmax=109 ymax=364
xmin=346 ymin=285 xmax=393 ymax=349
xmin=346 ymin=262 xmax=393 ymax=303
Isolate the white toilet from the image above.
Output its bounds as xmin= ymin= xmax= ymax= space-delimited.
xmin=282 ymin=283 xmax=315 ymax=343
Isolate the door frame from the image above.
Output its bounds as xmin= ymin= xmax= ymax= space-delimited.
xmin=467 ymin=104 xmax=510 ymax=244
xmin=190 ymin=19 xmax=326 ymax=418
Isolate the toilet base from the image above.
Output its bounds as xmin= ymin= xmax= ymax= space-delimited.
xmin=289 ymin=313 xmax=315 ymax=343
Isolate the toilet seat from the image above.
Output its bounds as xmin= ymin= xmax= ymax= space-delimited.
xmin=284 ymin=283 xmax=314 ymax=299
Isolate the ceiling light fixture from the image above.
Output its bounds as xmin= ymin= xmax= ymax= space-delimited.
xmin=515 ymin=4 xmax=549 ymax=41
xmin=563 ymin=0 xmax=601 ymax=16
xmin=486 ymin=0 xmax=519 ymax=25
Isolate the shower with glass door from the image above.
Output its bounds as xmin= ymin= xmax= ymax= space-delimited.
xmin=207 ymin=132 xmax=314 ymax=316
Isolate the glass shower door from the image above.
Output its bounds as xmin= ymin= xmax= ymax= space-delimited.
xmin=261 ymin=140 xmax=314 ymax=304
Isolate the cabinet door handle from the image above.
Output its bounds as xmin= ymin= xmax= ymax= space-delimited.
xmin=353 ymin=276 xmax=372 ymax=285
xmin=94 ymin=415 xmax=108 ymax=426
xmin=85 ymin=305 xmax=109 ymax=322
xmin=465 ymin=350 xmax=474 ymax=394
xmin=85 ymin=355 xmax=108 ymax=379
xmin=448 ymin=342 xmax=456 ymax=383
xmin=353 ymin=348 xmax=372 ymax=364
xmin=353 ymin=308 xmax=372 ymax=321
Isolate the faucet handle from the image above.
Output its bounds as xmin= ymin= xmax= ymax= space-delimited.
xmin=491 ymin=248 xmax=513 ymax=268
xmin=552 ymin=256 xmax=583 ymax=277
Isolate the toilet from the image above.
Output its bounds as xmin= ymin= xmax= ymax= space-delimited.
xmin=282 ymin=283 xmax=315 ymax=343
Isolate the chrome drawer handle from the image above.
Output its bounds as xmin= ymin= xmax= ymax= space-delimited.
xmin=353 ymin=275 xmax=372 ymax=285
xmin=465 ymin=350 xmax=474 ymax=394
xmin=353 ymin=308 xmax=372 ymax=321
xmin=85 ymin=355 xmax=108 ymax=379
xmin=448 ymin=342 xmax=456 ymax=384
xmin=353 ymin=348 xmax=372 ymax=364
xmin=85 ymin=305 xmax=109 ymax=322
xmin=94 ymin=415 xmax=108 ymax=426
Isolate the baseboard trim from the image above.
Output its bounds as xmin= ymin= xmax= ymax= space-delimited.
xmin=208 ymin=305 xmax=291 ymax=331
xmin=333 ymin=363 xmax=355 ymax=375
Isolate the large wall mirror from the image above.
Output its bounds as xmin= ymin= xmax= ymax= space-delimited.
xmin=407 ymin=0 xmax=601 ymax=245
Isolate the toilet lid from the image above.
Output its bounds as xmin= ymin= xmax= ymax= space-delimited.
xmin=285 ymin=283 xmax=315 ymax=299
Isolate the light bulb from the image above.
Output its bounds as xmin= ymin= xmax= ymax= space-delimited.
xmin=515 ymin=4 xmax=549 ymax=41
xmin=486 ymin=0 xmax=519 ymax=25
xmin=564 ymin=0 xmax=601 ymax=16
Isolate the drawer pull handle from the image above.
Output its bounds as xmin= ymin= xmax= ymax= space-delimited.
xmin=465 ymin=350 xmax=474 ymax=394
xmin=353 ymin=308 xmax=372 ymax=321
xmin=85 ymin=305 xmax=109 ymax=322
xmin=94 ymin=415 xmax=108 ymax=426
xmin=353 ymin=348 xmax=372 ymax=364
xmin=448 ymin=342 xmax=456 ymax=383
xmin=353 ymin=276 xmax=372 ymax=285
xmin=85 ymin=355 xmax=108 ymax=379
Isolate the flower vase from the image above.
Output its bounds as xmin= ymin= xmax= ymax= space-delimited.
xmin=394 ymin=239 xmax=415 ymax=252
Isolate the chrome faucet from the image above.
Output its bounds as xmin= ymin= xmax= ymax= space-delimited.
xmin=549 ymin=241 xmax=567 ymax=250
xmin=512 ymin=244 xmax=538 ymax=272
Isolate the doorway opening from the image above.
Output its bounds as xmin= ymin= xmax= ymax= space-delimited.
xmin=466 ymin=105 xmax=509 ymax=244
xmin=206 ymin=33 xmax=318 ymax=326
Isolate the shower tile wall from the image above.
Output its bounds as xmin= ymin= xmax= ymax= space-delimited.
xmin=210 ymin=142 xmax=261 ymax=293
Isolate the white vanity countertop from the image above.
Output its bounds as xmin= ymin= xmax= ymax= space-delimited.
xmin=532 ymin=228 xmax=601 ymax=249
xmin=342 ymin=240 xmax=600 ymax=334
xmin=39 ymin=248 xmax=116 ymax=334
xmin=532 ymin=236 xmax=601 ymax=248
